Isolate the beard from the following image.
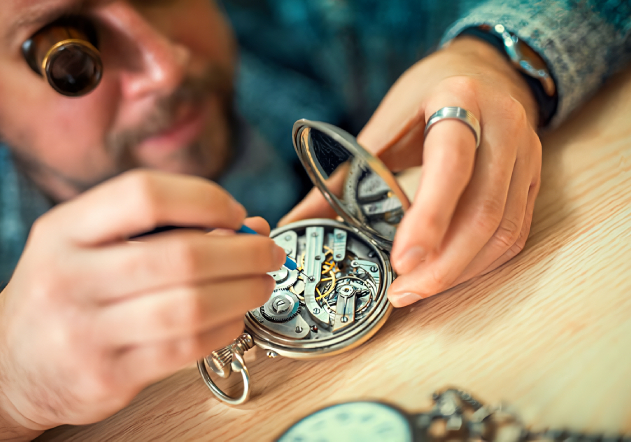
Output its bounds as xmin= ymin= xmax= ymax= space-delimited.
xmin=107 ymin=65 xmax=235 ymax=179
xmin=11 ymin=64 xmax=235 ymax=200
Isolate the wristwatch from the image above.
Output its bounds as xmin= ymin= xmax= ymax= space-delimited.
xmin=458 ymin=24 xmax=558 ymax=127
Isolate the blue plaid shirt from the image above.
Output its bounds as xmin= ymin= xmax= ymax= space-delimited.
xmin=2 ymin=0 xmax=630 ymax=286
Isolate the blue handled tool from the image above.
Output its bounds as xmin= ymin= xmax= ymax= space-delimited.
xmin=133 ymin=224 xmax=299 ymax=271
xmin=237 ymin=225 xmax=299 ymax=271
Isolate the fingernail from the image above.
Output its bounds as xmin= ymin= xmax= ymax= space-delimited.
xmin=394 ymin=246 xmax=426 ymax=274
xmin=389 ymin=292 xmax=423 ymax=308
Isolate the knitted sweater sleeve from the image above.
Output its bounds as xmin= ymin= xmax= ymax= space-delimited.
xmin=440 ymin=0 xmax=631 ymax=127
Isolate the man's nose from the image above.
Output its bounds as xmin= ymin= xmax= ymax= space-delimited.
xmin=97 ymin=3 xmax=191 ymax=100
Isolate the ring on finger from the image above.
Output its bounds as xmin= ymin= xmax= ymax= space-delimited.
xmin=424 ymin=106 xmax=481 ymax=148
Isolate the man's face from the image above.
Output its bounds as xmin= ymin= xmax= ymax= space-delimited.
xmin=0 ymin=0 xmax=236 ymax=201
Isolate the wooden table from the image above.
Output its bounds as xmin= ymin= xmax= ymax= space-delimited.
xmin=38 ymin=67 xmax=631 ymax=441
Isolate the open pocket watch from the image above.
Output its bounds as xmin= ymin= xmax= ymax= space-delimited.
xmin=198 ymin=119 xmax=411 ymax=405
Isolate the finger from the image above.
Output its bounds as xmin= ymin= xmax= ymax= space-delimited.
xmin=388 ymin=122 xmax=518 ymax=305
xmin=112 ymin=319 xmax=245 ymax=388
xmin=210 ymin=216 xmax=271 ymax=237
xmin=454 ymin=157 xmax=533 ymax=282
xmin=86 ymin=229 xmax=285 ymax=301
xmin=480 ymin=176 xmax=540 ymax=274
xmin=280 ymin=160 xmax=351 ymax=226
xmin=391 ymin=118 xmax=477 ymax=274
xmin=99 ymin=274 xmax=273 ymax=346
xmin=46 ymin=170 xmax=246 ymax=245
xmin=356 ymin=60 xmax=434 ymax=157
xmin=279 ymin=158 xmax=348 ymax=228
xmin=278 ymin=187 xmax=338 ymax=226
xmin=366 ymin=117 xmax=426 ymax=172
xmin=243 ymin=216 xmax=271 ymax=236
xmin=455 ymin=130 xmax=541 ymax=282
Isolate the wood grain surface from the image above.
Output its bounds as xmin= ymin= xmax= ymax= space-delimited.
xmin=38 ymin=67 xmax=631 ymax=441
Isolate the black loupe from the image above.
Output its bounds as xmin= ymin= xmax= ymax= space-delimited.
xmin=22 ymin=17 xmax=103 ymax=97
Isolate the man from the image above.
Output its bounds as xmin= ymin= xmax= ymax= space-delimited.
xmin=0 ymin=0 xmax=629 ymax=439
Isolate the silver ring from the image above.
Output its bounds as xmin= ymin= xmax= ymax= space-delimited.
xmin=424 ymin=106 xmax=481 ymax=148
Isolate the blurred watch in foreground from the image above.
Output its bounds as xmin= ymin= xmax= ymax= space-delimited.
xmin=278 ymin=388 xmax=629 ymax=442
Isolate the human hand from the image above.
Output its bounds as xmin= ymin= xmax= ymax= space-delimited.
xmin=281 ymin=36 xmax=542 ymax=307
xmin=0 ymin=170 xmax=285 ymax=439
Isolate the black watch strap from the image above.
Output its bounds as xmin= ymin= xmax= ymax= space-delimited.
xmin=458 ymin=26 xmax=558 ymax=127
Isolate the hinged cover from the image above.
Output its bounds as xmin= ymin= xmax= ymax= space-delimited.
xmin=292 ymin=119 xmax=410 ymax=247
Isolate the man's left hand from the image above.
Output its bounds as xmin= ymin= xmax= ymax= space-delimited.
xmin=280 ymin=36 xmax=543 ymax=306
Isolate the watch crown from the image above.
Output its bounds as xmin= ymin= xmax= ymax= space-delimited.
xmin=206 ymin=333 xmax=254 ymax=378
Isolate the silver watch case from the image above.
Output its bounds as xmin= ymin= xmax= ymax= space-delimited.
xmin=198 ymin=120 xmax=410 ymax=405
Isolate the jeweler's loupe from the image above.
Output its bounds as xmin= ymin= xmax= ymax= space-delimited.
xmin=22 ymin=17 xmax=103 ymax=97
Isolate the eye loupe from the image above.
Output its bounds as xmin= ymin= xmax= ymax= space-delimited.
xmin=22 ymin=17 xmax=103 ymax=97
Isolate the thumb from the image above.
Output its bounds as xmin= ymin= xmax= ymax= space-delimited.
xmin=279 ymin=162 xmax=350 ymax=226
xmin=278 ymin=186 xmax=337 ymax=226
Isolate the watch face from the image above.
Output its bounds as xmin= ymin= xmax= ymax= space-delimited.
xmin=245 ymin=219 xmax=393 ymax=358
xmin=277 ymin=401 xmax=414 ymax=442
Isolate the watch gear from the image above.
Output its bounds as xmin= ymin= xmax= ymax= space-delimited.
xmin=260 ymin=290 xmax=301 ymax=323
xmin=269 ymin=267 xmax=299 ymax=290
xmin=249 ymin=221 xmax=386 ymax=342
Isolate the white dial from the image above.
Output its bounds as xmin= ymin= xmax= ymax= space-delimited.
xmin=278 ymin=401 xmax=413 ymax=442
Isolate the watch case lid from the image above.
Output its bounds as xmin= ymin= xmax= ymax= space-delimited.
xmin=292 ymin=119 xmax=410 ymax=247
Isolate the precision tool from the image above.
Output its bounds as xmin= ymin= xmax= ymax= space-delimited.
xmin=236 ymin=225 xmax=299 ymax=271
xmin=131 ymin=224 xmax=300 ymax=272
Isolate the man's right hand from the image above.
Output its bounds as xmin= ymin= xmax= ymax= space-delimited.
xmin=0 ymin=170 xmax=284 ymax=439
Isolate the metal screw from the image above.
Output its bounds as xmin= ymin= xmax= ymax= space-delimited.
xmin=295 ymin=326 xmax=303 ymax=333
xmin=440 ymin=402 xmax=456 ymax=416
xmin=336 ymin=254 xmax=343 ymax=259
xmin=311 ymin=232 xmax=318 ymax=237
xmin=313 ymin=308 xmax=320 ymax=314
xmin=341 ymin=316 xmax=348 ymax=323
xmin=267 ymin=350 xmax=278 ymax=358
xmin=368 ymin=251 xmax=376 ymax=258
xmin=336 ymin=233 xmax=343 ymax=239
xmin=284 ymin=235 xmax=292 ymax=241
xmin=315 ymin=255 xmax=321 ymax=261
xmin=370 ymin=266 xmax=378 ymax=272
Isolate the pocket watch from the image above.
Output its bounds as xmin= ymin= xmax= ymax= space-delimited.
xmin=276 ymin=388 xmax=626 ymax=442
xmin=277 ymin=389 xmax=488 ymax=442
xmin=198 ymin=119 xmax=411 ymax=405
